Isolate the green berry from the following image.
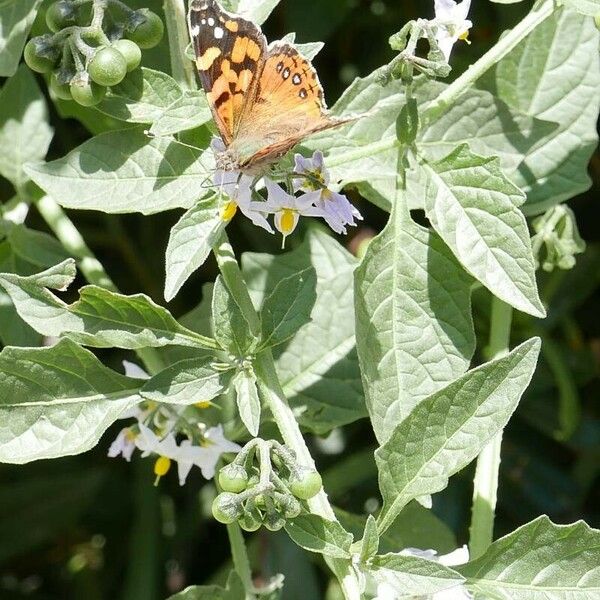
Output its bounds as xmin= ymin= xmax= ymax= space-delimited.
xmin=238 ymin=513 xmax=262 ymax=532
xmin=218 ymin=464 xmax=249 ymax=494
xmin=289 ymin=469 xmax=322 ymax=500
xmin=88 ymin=47 xmax=127 ymax=87
xmin=279 ymin=495 xmax=302 ymax=519
xmin=112 ymin=39 xmax=142 ymax=72
xmin=126 ymin=9 xmax=164 ymax=49
xmin=70 ymin=75 xmax=106 ymax=107
xmin=23 ymin=36 xmax=58 ymax=74
xmin=46 ymin=1 xmax=78 ymax=33
xmin=212 ymin=493 xmax=242 ymax=524
xmin=50 ymin=72 xmax=73 ymax=100
xmin=264 ymin=513 xmax=285 ymax=532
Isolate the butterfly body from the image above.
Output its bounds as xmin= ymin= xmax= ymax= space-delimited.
xmin=189 ymin=0 xmax=351 ymax=172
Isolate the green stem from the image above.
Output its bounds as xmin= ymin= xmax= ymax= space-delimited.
xmin=35 ymin=195 xmax=166 ymax=375
xmin=213 ymin=232 xmax=361 ymax=600
xmin=163 ymin=0 xmax=197 ymax=90
xmin=468 ymin=297 xmax=513 ymax=560
xmin=226 ymin=523 xmax=256 ymax=600
xmin=326 ymin=0 xmax=555 ymax=174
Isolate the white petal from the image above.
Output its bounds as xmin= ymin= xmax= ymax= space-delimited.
xmin=439 ymin=545 xmax=469 ymax=567
xmin=434 ymin=0 xmax=458 ymax=19
xmin=122 ymin=360 xmax=150 ymax=380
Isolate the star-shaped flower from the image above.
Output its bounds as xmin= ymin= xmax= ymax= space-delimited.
xmin=432 ymin=0 xmax=473 ymax=61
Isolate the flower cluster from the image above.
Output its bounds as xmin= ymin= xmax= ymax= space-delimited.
xmin=431 ymin=0 xmax=473 ymax=62
xmin=212 ymin=140 xmax=362 ymax=246
xmin=108 ymin=361 xmax=240 ymax=485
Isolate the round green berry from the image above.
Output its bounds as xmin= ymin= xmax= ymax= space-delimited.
xmin=23 ymin=37 xmax=58 ymax=74
xmin=70 ymin=76 xmax=106 ymax=107
xmin=212 ymin=493 xmax=242 ymax=524
xmin=112 ymin=39 xmax=142 ymax=72
xmin=238 ymin=513 xmax=262 ymax=532
xmin=88 ymin=47 xmax=127 ymax=87
xmin=289 ymin=469 xmax=322 ymax=500
xmin=126 ymin=9 xmax=164 ymax=49
xmin=46 ymin=1 xmax=78 ymax=33
xmin=50 ymin=72 xmax=73 ymax=100
xmin=218 ymin=464 xmax=249 ymax=494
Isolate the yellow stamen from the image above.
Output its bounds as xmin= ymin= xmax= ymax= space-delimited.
xmin=195 ymin=400 xmax=211 ymax=409
xmin=125 ymin=428 xmax=136 ymax=442
xmin=153 ymin=456 xmax=171 ymax=486
xmin=221 ymin=201 xmax=238 ymax=222
xmin=459 ymin=31 xmax=471 ymax=44
xmin=280 ymin=209 xmax=296 ymax=235
xmin=322 ymin=189 xmax=333 ymax=201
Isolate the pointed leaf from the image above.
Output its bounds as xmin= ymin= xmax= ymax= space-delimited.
xmin=376 ymin=338 xmax=541 ymax=532
xmin=233 ymin=369 xmax=261 ymax=436
xmin=284 ymin=514 xmax=353 ymax=559
xmin=0 ymin=0 xmax=41 ymax=77
xmin=359 ymin=515 xmax=379 ymax=563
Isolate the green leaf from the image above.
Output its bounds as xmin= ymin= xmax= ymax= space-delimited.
xmin=0 ymin=65 xmax=53 ymax=191
xmin=368 ymin=553 xmax=465 ymax=598
xmin=0 ymin=338 xmax=141 ymax=464
xmin=212 ymin=275 xmax=254 ymax=356
xmin=355 ymin=203 xmax=474 ymax=444
xmin=141 ymin=358 xmax=232 ymax=405
xmin=0 ymin=260 xmax=215 ymax=350
xmin=0 ymin=0 xmax=41 ymax=77
xmin=25 ymin=127 xmax=212 ymax=215
xmin=376 ymin=338 xmax=541 ymax=533
xmin=243 ymin=230 xmax=366 ymax=433
xmin=5 ymin=223 xmax=70 ymax=269
xmin=478 ymin=8 xmax=600 ymax=215
xmin=167 ymin=571 xmax=245 ymax=600
xmin=422 ymin=145 xmax=545 ymax=318
xmin=260 ymin=266 xmax=317 ymax=349
xmin=164 ymin=198 xmax=225 ymax=301
xmin=358 ymin=514 xmax=379 ymax=563
xmin=233 ymin=368 xmax=261 ymax=436
xmin=561 ymin=0 xmax=600 ymax=17
xmin=459 ymin=516 xmax=600 ymax=599
xmin=149 ymin=91 xmax=212 ymax=137
xmin=284 ymin=514 xmax=353 ymax=559
xmin=226 ymin=0 xmax=282 ymax=24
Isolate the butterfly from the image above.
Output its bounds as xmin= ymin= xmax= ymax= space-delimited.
xmin=188 ymin=0 xmax=352 ymax=172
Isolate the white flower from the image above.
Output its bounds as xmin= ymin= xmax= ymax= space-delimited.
xmin=198 ymin=425 xmax=242 ymax=479
xmin=214 ymin=168 xmax=274 ymax=233
xmin=293 ymin=151 xmax=362 ymax=235
xmin=432 ymin=0 xmax=472 ymax=61
xmin=264 ymin=179 xmax=323 ymax=244
xmin=108 ymin=428 xmax=136 ymax=462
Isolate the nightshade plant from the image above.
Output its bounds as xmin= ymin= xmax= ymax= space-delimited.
xmin=0 ymin=0 xmax=599 ymax=598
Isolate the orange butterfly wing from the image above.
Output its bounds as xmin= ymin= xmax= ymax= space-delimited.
xmin=188 ymin=0 xmax=266 ymax=145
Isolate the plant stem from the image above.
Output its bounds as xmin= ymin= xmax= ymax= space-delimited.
xmin=468 ymin=297 xmax=513 ymax=560
xmin=35 ymin=195 xmax=166 ymax=375
xmin=213 ymin=232 xmax=361 ymax=600
xmin=226 ymin=523 xmax=256 ymax=599
xmin=326 ymin=0 xmax=555 ymax=172
xmin=163 ymin=0 xmax=197 ymax=90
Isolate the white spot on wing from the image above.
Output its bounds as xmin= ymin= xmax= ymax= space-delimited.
xmin=208 ymin=17 xmax=215 ymax=26
xmin=214 ymin=26 xmax=224 ymax=39
xmin=201 ymin=18 xmax=206 ymax=24
xmin=191 ymin=24 xmax=200 ymax=35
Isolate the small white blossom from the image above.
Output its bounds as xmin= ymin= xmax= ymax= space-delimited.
xmin=199 ymin=425 xmax=242 ymax=479
xmin=294 ymin=151 xmax=362 ymax=234
xmin=108 ymin=428 xmax=136 ymax=462
xmin=432 ymin=0 xmax=472 ymax=61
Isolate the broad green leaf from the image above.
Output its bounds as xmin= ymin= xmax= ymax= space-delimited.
xmin=260 ymin=266 xmax=317 ymax=349
xmin=355 ymin=202 xmax=474 ymax=444
xmin=25 ymin=127 xmax=213 ymax=215
xmin=368 ymin=553 xmax=465 ymax=598
xmin=0 ymin=338 xmax=141 ymax=463
xmin=335 ymin=503 xmax=457 ymax=555
xmin=243 ymin=230 xmax=366 ymax=433
xmin=5 ymin=223 xmax=69 ymax=269
xmin=0 ymin=66 xmax=53 ymax=191
xmin=167 ymin=571 xmax=245 ymax=600
xmin=233 ymin=368 xmax=261 ymax=436
xmin=141 ymin=358 xmax=232 ymax=405
xmin=478 ymin=8 xmax=600 ymax=215
xmin=149 ymin=91 xmax=212 ymax=137
xmin=226 ymin=0 xmax=282 ymax=24
xmin=561 ymin=0 xmax=600 ymax=16
xmin=212 ymin=275 xmax=254 ymax=356
xmin=422 ymin=145 xmax=545 ymax=318
xmin=284 ymin=514 xmax=353 ymax=559
xmin=0 ymin=0 xmax=41 ymax=77
xmin=0 ymin=260 xmax=215 ymax=350
xmin=376 ymin=338 xmax=541 ymax=533
xmin=164 ymin=198 xmax=225 ymax=301
xmin=459 ymin=516 xmax=600 ymax=599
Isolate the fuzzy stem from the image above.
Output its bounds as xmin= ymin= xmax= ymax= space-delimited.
xmin=226 ymin=523 xmax=256 ymax=599
xmin=468 ymin=297 xmax=513 ymax=560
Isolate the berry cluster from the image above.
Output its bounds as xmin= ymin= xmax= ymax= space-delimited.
xmin=23 ymin=0 xmax=163 ymax=106
xmin=213 ymin=439 xmax=323 ymax=532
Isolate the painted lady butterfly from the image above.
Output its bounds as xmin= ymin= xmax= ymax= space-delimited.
xmin=188 ymin=0 xmax=352 ymax=172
